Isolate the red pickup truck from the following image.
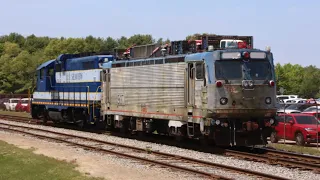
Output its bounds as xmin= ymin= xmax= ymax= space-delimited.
xmin=271 ymin=113 xmax=320 ymax=146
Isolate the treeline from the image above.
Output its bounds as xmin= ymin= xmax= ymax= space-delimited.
xmin=0 ymin=33 xmax=319 ymax=98
xmin=275 ymin=63 xmax=320 ymax=98
xmin=0 ymin=33 xmax=171 ymax=93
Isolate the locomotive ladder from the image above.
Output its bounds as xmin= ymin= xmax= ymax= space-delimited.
xmin=187 ymin=110 xmax=195 ymax=137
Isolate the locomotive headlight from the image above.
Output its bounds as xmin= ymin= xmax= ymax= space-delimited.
xmin=265 ymin=97 xmax=271 ymax=104
xmin=243 ymin=81 xmax=249 ymax=87
xmin=248 ymin=80 xmax=254 ymax=87
xmin=220 ymin=97 xmax=228 ymax=105
xmin=270 ymin=119 xmax=274 ymax=125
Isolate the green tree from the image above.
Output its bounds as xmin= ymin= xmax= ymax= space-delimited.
xmin=275 ymin=63 xmax=304 ymax=95
xmin=3 ymin=42 xmax=21 ymax=57
xmin=127 ymin=34 xmax=154 ymax=46
xmin=299 ymin=65 xmax=320 ymax=98
xmin=23 ymin=34 xmax=50 ymax=53
xmin=103 ymin=37 xmax=118 ymax=52
xmin=5 ymin=33 xmax=26 ymax=47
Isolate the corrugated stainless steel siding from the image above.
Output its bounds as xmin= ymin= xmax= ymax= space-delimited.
xmin=110 ymin=63 xmax=185 ymax=107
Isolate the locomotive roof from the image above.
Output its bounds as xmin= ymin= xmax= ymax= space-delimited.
xmin=36 ymin=59 xmax=55 ymax=70
xmin=215 ymin=48 xmax=268 ymax=53
xmin=112 ymin=54 xmax=186 ymax=64
xmin=66 ymin=55 xmax=113 ymax=62
xmin=112 ymin=48 xmax=269 ymax=64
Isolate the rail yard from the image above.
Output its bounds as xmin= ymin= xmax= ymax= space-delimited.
xmin=1 ymin=31 xmax=320 ymax=180
xmin=3 ymin=0 xmax=320 ymax=178
xmin=0 ymin=113 xmax=319 ymax=179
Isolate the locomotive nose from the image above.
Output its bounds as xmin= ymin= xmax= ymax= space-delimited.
xmin=210 ymin=82 xmax=277 ymax=118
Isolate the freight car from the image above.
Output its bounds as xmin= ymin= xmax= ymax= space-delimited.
xmin=31 ymin=34 xmax=278 ymax=146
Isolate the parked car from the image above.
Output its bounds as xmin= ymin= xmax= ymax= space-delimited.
xmin=0 ymin=98 xmax=9 ymax=110
xmin=283 ymin=98 xmax=307 ymax=104
xmin=276 ymin=95 xmax=299 ymax=101
xmin=15 ymin=98 xmax=31 ymax=112
xmin=271 ymin=113 xmax=320 ymax=146
xmin=4 ymin=98 xmax=20 ymax=111
xmin=301 ymin=106 xmax=320 ymax=119
xmin=277 ymin=103 xmax=315 ymax=114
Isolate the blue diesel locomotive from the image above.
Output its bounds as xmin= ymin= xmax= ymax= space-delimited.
xmin=31 ymin=53 xmax=114 ymax=127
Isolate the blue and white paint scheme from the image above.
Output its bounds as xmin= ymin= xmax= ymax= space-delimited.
xmin=31 ymin=53 xmax=116 ymax=124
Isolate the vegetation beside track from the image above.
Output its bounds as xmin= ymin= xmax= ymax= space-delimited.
xmin=0 ymin=140 xmax=103 ymax=180
xmin=0 ymin=110 xmax=30 ymax=118
xmin=267 ymin=143 xmax=320 ymax=156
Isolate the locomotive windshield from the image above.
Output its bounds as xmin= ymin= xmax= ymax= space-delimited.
xmin=215 ymin=60 xmax=272 ymax=80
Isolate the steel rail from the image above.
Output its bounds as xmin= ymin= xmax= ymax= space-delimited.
xmin=0 ymin=121 xmax=288 ymax=180
xmin=225 ymin=149 xmax=320 ymax=173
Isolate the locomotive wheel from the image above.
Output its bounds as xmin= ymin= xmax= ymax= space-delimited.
xmin=31 ymin=107 xmax=40 ymax=119
xmin=175 ymin=135 xmax=184 ymax=142
xmin=295 ymin=132 xmax=305 ymax=146
xmin=77 ymin=119 xmax=87 ymax=129
xmin=270 ymin=131 xmax=278 ymax=143
xmin=200 ymin=136 xmax=212 ymax=146
xmin=77 ymin=115 xmax=87 ymax=129
xmin=42 ymin=109 xmax=49 ymax=124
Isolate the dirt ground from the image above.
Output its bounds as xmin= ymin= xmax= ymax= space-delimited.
xmin=0 ymin=131 xmax=189 ymax=180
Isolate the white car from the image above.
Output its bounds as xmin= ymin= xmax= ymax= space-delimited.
xmin=4 ymin=98 xmax=20 ymax=111
xmin=277 ymin=103 xmax=314 ymax=114
xmin=20 ymin=98 xmax=30 ymax=107
xmin=283 ymin=98 xmax=307 ymax=104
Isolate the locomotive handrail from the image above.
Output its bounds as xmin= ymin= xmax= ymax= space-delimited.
xmin=92 ymin=86 xmax=101 ymax=121
xmin=86 ymin=86 xmax=90 ymax=123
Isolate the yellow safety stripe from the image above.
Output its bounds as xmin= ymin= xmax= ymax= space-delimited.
xmin=31 ymin=101 xmax=88 ymax=107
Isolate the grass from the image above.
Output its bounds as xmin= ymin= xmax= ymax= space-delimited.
xmin=0 ymin=140 xmax=104 ymax=180
xmin=267 ymin=143 xmax=320 ymax=156
xmin=0 ymin=110 xmax=31 ymax=118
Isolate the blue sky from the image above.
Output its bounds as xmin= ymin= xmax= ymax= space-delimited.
xmin=1 ymin=0 xmax=319 ymax=67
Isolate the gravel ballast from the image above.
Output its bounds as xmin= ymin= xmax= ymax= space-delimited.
xmin=0 ymin=119 xmax=319 ymax=180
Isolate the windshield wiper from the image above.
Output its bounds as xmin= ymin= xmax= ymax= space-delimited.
xmin=242 ymin=63 xmax=252 ymax=80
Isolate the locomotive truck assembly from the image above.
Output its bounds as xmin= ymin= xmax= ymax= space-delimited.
xmin=30 ymin=34 xmax=278 ymax=146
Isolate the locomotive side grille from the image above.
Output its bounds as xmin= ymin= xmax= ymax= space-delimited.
xmin=109 ymin=63 xmax=185 ymax=107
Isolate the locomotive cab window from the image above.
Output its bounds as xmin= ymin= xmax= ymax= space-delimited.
xmin=55 ymin=64 xmax=62 ymax=72
xmin=195 ymin=63 xmax=204 ymax=80
xmin=220 ymin=41 xmax=226 ymax=48
xmin=48 ymin=68 xmax=54 ymax=76
xmin=39 ymin=68 xmax=45 ymax=80
xmin=83 ymin=61 xmax=95 ymax=69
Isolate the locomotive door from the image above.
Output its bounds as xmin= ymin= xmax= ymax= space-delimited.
xmin=187 ymin=62 xmax=205 ymax=107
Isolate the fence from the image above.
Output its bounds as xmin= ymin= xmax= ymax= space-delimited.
xmin=0 ymin=94 xmax=29 ymax=99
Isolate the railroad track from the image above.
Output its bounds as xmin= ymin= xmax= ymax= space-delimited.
xmin=0 ymin=114 xmax=33 ymax=123
xmin=0 ymin=121 xmax=288 ymax=180
xmin=1 ymin=114 xmax=319 ymax=174
xmin=224 ymin=149 xmax=320 ymax=173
